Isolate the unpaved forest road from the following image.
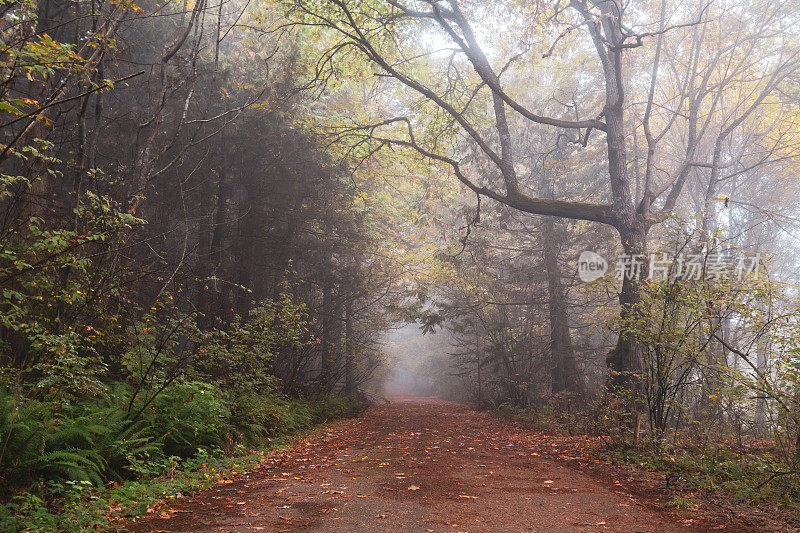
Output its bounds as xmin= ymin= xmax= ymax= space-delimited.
xmin=128 ymin=398 xmax=777 ymax=532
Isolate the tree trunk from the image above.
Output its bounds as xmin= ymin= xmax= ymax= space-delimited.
xmin=755 ymin=330 xmax=768 ymax=435
xmin=475 ymin=326 xmax=483 ymax=407
xmin=344 ymin=298 xmax=354 ymax=394
xmin=606 ymin=225 xmax=647 ymax=397
xmin=542 ymin=217 xmax=584 ymax=397
xmin=320 ymin=278 xmax=335 ymax=390
xmin=591 ymin=1 xmax=647 ymax=404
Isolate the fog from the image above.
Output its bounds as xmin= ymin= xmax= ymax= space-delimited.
xmin=381 ymin=324 xmax=459 ymax=399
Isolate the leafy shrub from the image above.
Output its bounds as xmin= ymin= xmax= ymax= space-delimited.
xmin=229 ymin=392 xmax=311 ymax=441
xmin=145 ymin=382 xmax=230 ymax=458
xmin=0 ymin=491 xmax=62 ymax=533
xmin=200 ymin=294 xmax=312 ymax=392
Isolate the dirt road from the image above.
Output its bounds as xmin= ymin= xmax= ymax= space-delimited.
xmin=128 ymin=398 xmax=774 ymax=532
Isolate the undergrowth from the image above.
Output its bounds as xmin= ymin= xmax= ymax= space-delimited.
xmin=491 ymin=392 xmax=594 ymax=435
xmin=602 ymin=441 xmax=800 ymax=513
xmin=491 ymin=398 xmax=800 ymax=514
xmin=0 ymin=390 xmax=365 ymax=532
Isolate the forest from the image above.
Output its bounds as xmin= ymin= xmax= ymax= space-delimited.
xmin=0 ymin=0 xmax=799 ymax=530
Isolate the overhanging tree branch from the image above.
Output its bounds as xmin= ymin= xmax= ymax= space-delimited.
xmin=339 ymin=117 xmax=614 ymax=224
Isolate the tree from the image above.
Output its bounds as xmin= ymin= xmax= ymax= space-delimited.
xmin=285 ymin=0 xmax=800 ymax=404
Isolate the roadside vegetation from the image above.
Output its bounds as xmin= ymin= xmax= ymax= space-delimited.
xmin=1 ymin=389 xmax=363 ymax=531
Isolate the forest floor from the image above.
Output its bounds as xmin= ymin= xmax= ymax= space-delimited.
xmin=126 ymin=397 xmax=797 ymax=532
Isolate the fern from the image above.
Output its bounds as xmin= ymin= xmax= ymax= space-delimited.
xmin=0 ymin=389 xmax=123 ymax=488
xmin=32 ymin=450 xmax=105 ymax=486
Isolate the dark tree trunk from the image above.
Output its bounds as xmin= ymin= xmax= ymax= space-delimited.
xmin=196 ymin=172 xmax=214 ymax=323
xmin=607 ymin=224 xmax=647 ymax=395
xmin=320 ymin=278 xmax=335 ymax=389
xmin=475 ymin=327 xmax=483 ymax=407
xmin=270 ymin=183 xmax=306 ymax=300
xmin=542 ymin=217 xmax=583 ymax=397
xmin=197 ymin=146 xmax=231 ymax=324
xmin=344 ymin=298 xmax=354 ymax=393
